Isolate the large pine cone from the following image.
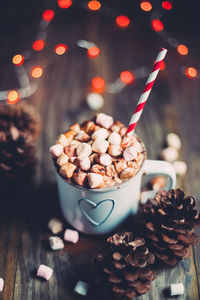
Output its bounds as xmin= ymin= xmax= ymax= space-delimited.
xmin=0 ymin=102 xmax=41 ymax=187
xmin=140 ymin=189 xmax=200 ymax=265
xmin=95 ymin=232 xmax=156 ymax=299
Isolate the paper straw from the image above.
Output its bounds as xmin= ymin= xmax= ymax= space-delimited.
xmin=127 ymin=48 xmax=167 ymax=135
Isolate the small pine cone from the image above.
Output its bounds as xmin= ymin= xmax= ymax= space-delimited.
xmin=0 ymin=102 xmax=41 ymax=187
xmin=140 ymin=189 xmax=200 ymax=265
xmin=95 ymin=232 xmax=156 ymax=299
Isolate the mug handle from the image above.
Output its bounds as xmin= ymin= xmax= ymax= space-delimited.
xmin=141 ymin=159 xmax=176 ymax=203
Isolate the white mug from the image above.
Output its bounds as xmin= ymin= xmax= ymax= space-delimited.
xmin=56 ymin=154 xmax=176 ymax=235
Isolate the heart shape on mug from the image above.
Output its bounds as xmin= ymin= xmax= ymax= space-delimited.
xmin=78 ymin=198 xmax=115 ymax=226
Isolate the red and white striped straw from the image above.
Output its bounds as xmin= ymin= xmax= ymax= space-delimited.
xmin=127 ymin=48 xmax=167 ymax=136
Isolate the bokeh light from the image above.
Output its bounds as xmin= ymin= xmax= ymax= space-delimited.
xmin=7 ymin=90 xmax=20 ymax=104
xmin=54 ymin=44 xmax=68 ymax=55
xmin=120 ymin=71 xmax=134 ymax=84
xmin=116 ymin=15 xmax=130 ymax=28
xmin=88 ymin=1 xmax=101 ymax=11
xmin=162 ymin=1 xmax=172 ymax=10
xmin=185 ymin=67 xmax=197 ymax=79
xmin=88 ymin=46 xmax=100 ymax=58
xmin=151 ymin=19 xmax=164 ymax=32
xmin=42 ymin=9 xmax=55 ymax=22
xmin=12 ymin=54 xmax=24 ymax=66
xmin=160 ymin=61 xmax=165 ymax=71
xmin=57 ymin=0 xmax=72 ymax=9
xmin=31 ymin=66 xmax=43 ymax=78
xmin=177 ymin=44 xmax=188 ymax=56
xmin=140 ymin=1 xmax=152 ymax=12
xmin=91 ymin=77 xmax=105 ymax=93
xmin=32 ymin=40 xmax=45 ymax=51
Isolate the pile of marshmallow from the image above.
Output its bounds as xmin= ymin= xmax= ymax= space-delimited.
xmin=50 ymin=113 xmax=145 ymax=189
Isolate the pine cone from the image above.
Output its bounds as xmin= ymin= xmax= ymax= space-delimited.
xmin=95 ymin=232 xmax=156 ymax=299
xmin=140 ymin=189 xmax=200 ymax=265
xmin=0 ymin=102 xmax=41 ymax=187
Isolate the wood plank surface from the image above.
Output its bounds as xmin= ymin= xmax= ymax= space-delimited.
xmin=0 ymin=0 xmax=200 ymax=299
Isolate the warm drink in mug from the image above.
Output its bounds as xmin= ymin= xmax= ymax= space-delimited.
xmin=50 ymin=113 xmax=176 ymax=235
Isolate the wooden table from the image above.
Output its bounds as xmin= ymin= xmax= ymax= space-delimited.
xmin=0 ymin=0 xmax=200 ymax=299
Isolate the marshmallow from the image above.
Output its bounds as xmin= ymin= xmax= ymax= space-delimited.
xmin=74 ymin=281 xmax=89 ymax=296
xmin=108 ymin=145 xmax=122 ymax=156
xmin=68 ymin=157 xmax=76 ymax=163
xmin=60 ymin=163 xmax=76 ymax=178
xmin=57 ymin=134 xmax=70 ymax=147
xmin=87 ymin=173 xmax=104 ymax=188
xmin=113 ymin=158 xmax=127 ymax=173
xmin=120 ymin=168 xmax=136 ymax=180
xmin=49 ymin=236 xmax=64 ymax=250
xmin=73 ymin=171 xmax=87 ymax=186
xmin=91 ymin=128 xmax=108 ymax=140
xmin=92 ymin=139 xmax=109 ymax=154
xmin=127 ymin=160 xmax=138 ymax=169
xmin=90 ymin=164 xmax=105 ymax=175
xmin=166 ymin=133 xmax=182 ymax=150
xmin=103 ymin=176 xmax=115 ymax=187
xmin=86 ymin=92 xmax=104 ymax=110
xmin=64 ymin=229 xmax=79 ymax=243
xmin=161 ymin=147 xmax=178 ymax=162
xmin=108 ymin=132 xmax=121 ymax=145
xmin=123 ymin=146 xmax=138 ymax=161
xmin=49 ymin=144 xmax=63 ymax=158
xmin=122 ymin=135 xmax=137 ymax=148
xmin=64 ymin=144 xmax=77 ymax=157
xmin=89 ymin=153 xmax=98 ymax=164
xmin=74 ymin=130 xmax=90 ymax=142
xmin=77 ymin=157 xmax=91 ymax=171
xmin=150 ymin=176 xmax=166 ymax=191
xmin=98 ymin=153 xmax=112 ymax=166
xmin=172 ymin=161 xmax=187 ymax=176
xmin=64 ymin=130 xmax=76 ymax=142
xmin=96 ymin=113 xmax=113 ymax=129
xmin=83 ymin=121 xmax=95 ymax=135
xmin=70 ymin=140 xmax=81 ymax=147
xmin=119 ymin=127 xmax=127 ymax=137
xmin=37 ymin=265 xmax=53 ymax=280
xmin=111 ymin=124 xmax=120 ymax=133
xmin=70 ymin=123 xmax=80 ymax=133
xmin=170 ymin=283 xmax=184 ymax=296
xmin=134 ymin=141 xmax=143 ymax=153
xmin=57 ymin=153 xmax=69 ymax=166
xmin=48 ymin=218 xmax=63 ymax=234
xmin=135 ymin=152 xmax=144 ymax=166
xmin=105 ymin=164 xmax=116 ymax=177
xmin=0 ymin=278 xmax=4 ymax=292
xmin=76 ymin=143 xmax=92 ymax=158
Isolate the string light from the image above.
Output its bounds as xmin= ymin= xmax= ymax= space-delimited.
xmin=7 ymin=90 xmax=20 ymax=104
xmin=32 ymin=40 xmax=45 ymax=51
xmin=120 ymin=71 xmax=134 ymax=84
xmin=88 ymin=1 xmax=101 ymax=11
xmin=91 ymin=77 xmax=105 ymax=93
xmin=185 ymin=67 xmax=197 ymax=79
xmin=42 ymin=9 xmax=55 ymax=22
xmin=12 ymin=54 xmax=24 ymax=66
xmin=160 ymin=61 xmax=166 ymax=71
xmin=162 ymin=1 xmax=172 ymax=10
xmin=140 ymin=1 xmax=152 ymax=12
xmin=177 ymin=44 xmax=188 ymax=56
xmin=151 ymin=19 xmax=164 ymax=32
xmin=54 ymin=44 xmax=68 ymax=55
xmin=31 ymin=66 xmax=43 ymax=78
xmin=116 ymin=15 xmax=130 ymax=28
xmin=87 ymin=46 xmax=100 ymax=58
xmin=57 ymin=0 xmax=72 ymax=9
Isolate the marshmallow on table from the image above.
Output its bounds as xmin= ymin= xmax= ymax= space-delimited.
xmin=48 ymin=218 xmax=63 ymax=234
xmin=166 ymin=133 xmax=182 ymax=150
xmin=74 ymin=281 xmax=89 ymax=296
xmin=60 ymin=163 xmax=76 ymax=178
xmin=92 ymin=139 xmax=109 ymax=154
xmin=87 ymin=173 xmax=104 ymax=188
xmin=37 ymin=265 xmax=53 ymax=280
xmin=170 ymin=283 xmax=184 ymax=296
xmin=74 ymin=130 xmax=90 ymax=142
xmin=123 ymin=146 xmax=138 ymax=161
xmin=64 ymin=229 xmax=79 ymax=243
xmin=108 ymin=145 xmax=122 ymax=157
xmin=76 ymin=143 xmax=92 ymax=158
xmin=98 ymin=153 xmax=112 ymax=166
xmin=77 ymin=157 xmax=91 ymax=171
xmin=49 ymin=144 xmax=63 ymax=158
xmin=108 ymin=132 xmax=121 ymax=145
xmin=0 ymin=278 xmax=4 ymax=292
xmin=172 ymin=161 xmax=187 ymax=176
xmin=161 ymin=147 xmax=178 ymax=162
xmin=73 ymin=171 xmax=87 ymax=186
xmin=91 ymin=128 xmax=108 ymax=140
xmin=49 ymin=236 xmax=64 ymax=250
xmin=96 ymin=113 xmax=113 ymax=129
xmin=120 ymin=167 xmax=136 ymax=180
xmin=57 ymin=153 xmax=69 ymax=166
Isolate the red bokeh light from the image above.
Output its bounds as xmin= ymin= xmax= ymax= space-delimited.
xmin=31 ymin=66 xmax=43 ymax=78
xmin=116 ymin=15 xmax=130 ymax=28
xmin=120 ymin=71 xmax=134 ymax=84
xmin=151 ymin=19 xmax=164 ymax=32
xmin=54 ymin=44 xmax=68 ymax=55
xmin=57 ymin=0 xmax=72 ymax=9
xmin=140 ymin=1 xmax=152 ymax=12
xmin=12 ymin=54 xmax=24 ymax=66
xmin=162 ymin=1 xmax=172 ymax=10
xmin=7 ymin=90 xmax=20 ymax=104
xmin=177 ymin=44 xmax=188 ymax=56
xmin=87 ymin=46 xmax=100 ymax=58
xmin=185 ymin=67 xmax=197 ymax=79
xmin=91 ymin=77 xmax=105 ymax=93
xmin=32 ymin=40 xmax=45 ymax=51
xmin=88 ymin=0 xmax=101 ymax=11
xmin=160 ymin=61 xmax=165 ymax=71
xmin=42 ymin=9 xmax=55 ymax=22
